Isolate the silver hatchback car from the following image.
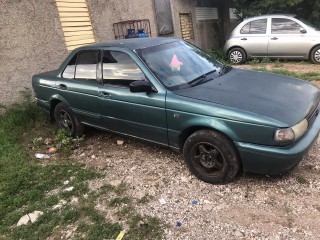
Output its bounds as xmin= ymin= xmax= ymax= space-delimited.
xmin=224 ymin=14 xmax=320 ymax=64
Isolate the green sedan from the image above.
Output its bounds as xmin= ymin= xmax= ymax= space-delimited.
xmin=32 ymin=38 xmax=320 ymax=184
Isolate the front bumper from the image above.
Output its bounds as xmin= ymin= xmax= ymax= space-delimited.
xmin=235 ymin=113 xmax=320 ymax=175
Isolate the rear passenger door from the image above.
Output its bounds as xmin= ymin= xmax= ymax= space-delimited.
xmin=56 ymin=50 xmax=103 ymax=126
xmin=239 ymin=18 xmax=269 ymax=57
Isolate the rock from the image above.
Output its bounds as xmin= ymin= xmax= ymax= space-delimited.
xmin=63 ymin=180 xmax=69 ymax=185
xmin=159 ymin=198 xmax=167 ymax=205
xmin=17 ymin=211 xmax=43 ymax=226
xmin=234 ymin=230 xmax=244 ymax=237
xmin=65 ymin=230 xmax=73 ymax=239
xmin=52 ymin=199 xmax=67 ymax=210
xmin=203 ymin=204 xmax=213 ymax=211
xmin=71 ymin=197 xmax=79 ymax=204
xmin=79 ymin=152 xmax=85 ymax=157
xmin=110 ymin=179 xmax=122 ymax=187
xmin=91 ymin=155 xmax=96 ymax=159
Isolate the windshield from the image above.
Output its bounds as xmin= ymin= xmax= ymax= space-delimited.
xmin=297 ymin=18 xmax=319 ymax=31
xmin=136 ymin=41 xmax=224 ymax=90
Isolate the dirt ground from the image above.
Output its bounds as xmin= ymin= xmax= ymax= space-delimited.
xmin=69 ymin=63 xmax=320 ymax=239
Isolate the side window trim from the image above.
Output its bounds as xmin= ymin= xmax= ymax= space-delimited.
xmin=74 ymin=50 xmax=100 ymax=83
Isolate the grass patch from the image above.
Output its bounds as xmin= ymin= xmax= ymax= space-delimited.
xmin=252 ymin=68 xmax=320 ymax=82
xmin=0 ymin=97 xmax=163 ymax=239
xmin=296 ymin=176 xmax=309 ymax=184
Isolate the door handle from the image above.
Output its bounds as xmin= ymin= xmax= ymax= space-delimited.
xmin=58 ymin=84 xmax=67 ymax=90
xmin=241 ymin=38 xmax=247 ymax=40
xmin=271 ymin=37 xmax=278 ymax=40
xmin=99 ymin=91 xmax=111 ymax=98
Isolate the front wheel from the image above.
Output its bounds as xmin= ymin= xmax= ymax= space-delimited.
xmin=183 ymin=130 xmax=240 ymax=184
xmin=311 ymin=46 xmax=320 ymax=64
xmin=54 ymin=102 xmax=84 ymax=137
xmin=228 ymin=48 xmax=246 ymax=64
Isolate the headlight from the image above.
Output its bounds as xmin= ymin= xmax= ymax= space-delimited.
xmin=274 ymin=128 xmax=295 ymax=143
xmin=274 ymin=119 xmax=308 ymax=144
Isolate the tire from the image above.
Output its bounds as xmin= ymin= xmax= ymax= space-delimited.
xmin=183 ymin=130 xmax=240 ymax=184
xmin=228 ymin=48 xmax=246 ymax=64
xmin=54 ymin=102 xmax=84 ymax=137
xmin=311 ymin=46 xmax=320 ymax=64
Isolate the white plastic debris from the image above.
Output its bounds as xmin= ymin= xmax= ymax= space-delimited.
xmin=64 ymin=186 xmax=74 ymax=192
xmin=17 ymin=211 xmax=43 ymax=226
xmin=63 ymin=180 xmax=69 ymax=185
xmin=35 ymin=153 xmax=50 ymax=159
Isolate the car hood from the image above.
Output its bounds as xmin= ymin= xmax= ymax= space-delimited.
xmin=174 ymin=68 xmax=320 ymax=126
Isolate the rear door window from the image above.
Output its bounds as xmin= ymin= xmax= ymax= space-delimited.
xmin=240 ymin=19 xmax=267 ymax=34
xmin=75 ymin=51 xmax=99 ymax=80
xmin=62 ymin=50 xmax=99 ymax=81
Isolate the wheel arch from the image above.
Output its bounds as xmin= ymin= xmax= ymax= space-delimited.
xmin=227 ymin=46 xmax=247 ymax=57
xmin=179 ymin=125 xmax=239 ymax=154
xmin=49 ymin=95 xmax=70 ymax=122
xmin=309 ymin=44 xmax=320 ymax=60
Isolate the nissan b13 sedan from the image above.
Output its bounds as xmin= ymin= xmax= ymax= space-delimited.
xmin=32 ymin=38 xmax=320 ymax=184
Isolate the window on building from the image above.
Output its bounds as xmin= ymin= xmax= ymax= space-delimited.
xmin=102 ymin=51 xmax=144 ymax=87
xmin=271 ymin=18 xmax=302 ymax=34
xmin=75 ymin=50 xmax=99 ymax=80
xmin=240 ymin=19 xmax=267 ymax=34
xmin=195 ymin=7 xmax=218 ymax=20
xmin=179 ymin=13 xmax=194 ymax=41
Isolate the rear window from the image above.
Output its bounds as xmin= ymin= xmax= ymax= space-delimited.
xmin=240 ymin=19 xmax=267 ymax=34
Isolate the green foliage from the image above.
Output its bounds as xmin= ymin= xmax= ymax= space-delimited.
xmin=234 ymin=0 xmax=320 ymax=26
xmin=207 ymin=49 xmax=226 ymax=63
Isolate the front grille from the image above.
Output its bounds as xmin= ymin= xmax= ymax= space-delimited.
xmin=306 ymin=100 xmax=320 ymax=127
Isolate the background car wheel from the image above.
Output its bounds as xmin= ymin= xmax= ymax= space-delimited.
xmin=54 ymin=102 xmax=84 ymax=137
xmin=311 ymin=46 xmax=320 ymax=64
xmin=183 ymin=130 xmax=240 ymax=184
xmin=228 ymin=48 xmax=246 ymax=64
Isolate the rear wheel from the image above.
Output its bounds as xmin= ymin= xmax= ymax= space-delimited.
xmin=54 ymin=102 xmax=84 ymax=137
xmin=183 ymin=130 xmax=240 ymax=184
xmin=311 ymin=46 xmax=320 ymax=64
xmin=228 ymin=48 xmax=246 ymax=64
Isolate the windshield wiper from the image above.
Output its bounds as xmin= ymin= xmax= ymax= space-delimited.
xmin=219 ymin=65 xmax=232 ymax=75
xmin=189 ymin=70 xmax=216 ymax=87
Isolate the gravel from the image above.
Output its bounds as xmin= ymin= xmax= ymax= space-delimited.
xmin=71 ymin=130 xmax=320 ymax=239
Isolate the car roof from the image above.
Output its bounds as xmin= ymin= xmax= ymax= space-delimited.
xmin=82 ymin=37 xmax=180 ymax=50
xmin=244 ymin=14 xmax=296 ymax=20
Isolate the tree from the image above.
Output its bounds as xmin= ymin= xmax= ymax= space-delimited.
xmin=233 ymin=0 xmax=320 ymax=26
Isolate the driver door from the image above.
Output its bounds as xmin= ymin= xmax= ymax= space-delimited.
xmin=98 ymin=49 xmax=168 ymax=145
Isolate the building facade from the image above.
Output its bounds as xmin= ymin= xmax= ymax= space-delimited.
xmin=0 ymin=0 xmax=236 ymax=106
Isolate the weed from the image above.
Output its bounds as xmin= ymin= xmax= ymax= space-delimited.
xmin=272 ymin=59 xmax=284 ymax=68
xmin=0 ymin=97 xmax=164 ymax=239
xmin=109 ymin=197 xmax=132 ymax=207
xmin=261 ymin=57 xmax=271 ymax=64
xmin=138 ymin=194 xmax=153 ymax=204
xmin=248 ymin=58 xmax=260 ymax=65
xmin=207 ymin=49 xmax=226 ymax=63
xmin=296 ymin=176 xmax=309 ymax=184
xmin=114 ymin=182 xmax=128 ymax=195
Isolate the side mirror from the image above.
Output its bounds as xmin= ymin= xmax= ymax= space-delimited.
xmin=300 ymin=28 xmax=307 ymax=34
xmin=129 ymin=80 xmax=154 ymax=93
